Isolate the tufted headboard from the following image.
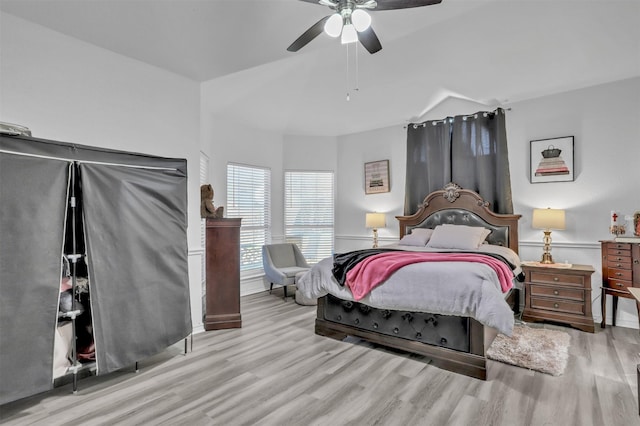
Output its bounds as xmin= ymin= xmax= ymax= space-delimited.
xmin=396 ymin=183 xmax=521 ymax=254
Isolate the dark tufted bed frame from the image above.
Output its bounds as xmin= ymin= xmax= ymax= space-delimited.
xmin=314 ymin=183 xmax=522 ymax=380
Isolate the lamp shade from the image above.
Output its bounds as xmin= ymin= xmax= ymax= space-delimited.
xmin=532 ymin=208 xmax=566 ymax=230
xmin=366 ymin=212 xmax=386 ymax=229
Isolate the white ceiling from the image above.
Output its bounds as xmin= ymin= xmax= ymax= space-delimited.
xmin=2 ymin=0 xmax=639 ymax=136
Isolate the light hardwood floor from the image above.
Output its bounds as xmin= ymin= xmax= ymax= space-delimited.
xmin=1 ymin=291 xmax=639 ymax=426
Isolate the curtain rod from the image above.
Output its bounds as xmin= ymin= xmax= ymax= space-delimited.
xmin=406 ymin=107 xmax=512 ymax=129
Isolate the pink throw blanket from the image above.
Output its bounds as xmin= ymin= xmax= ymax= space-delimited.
xmin=345 ymin=252 xmax=514 ymax=301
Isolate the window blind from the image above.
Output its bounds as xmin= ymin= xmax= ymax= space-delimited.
xmin=284 ymin=171 xmax=334 ymax=263
xmin=227 ymin=163 xmax=271 ymax=272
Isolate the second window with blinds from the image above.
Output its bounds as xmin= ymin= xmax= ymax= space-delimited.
xmin=226 ymin=163 xmax=272 ymax=273
xmin=284 ymin=171 xmax=334 ymax=264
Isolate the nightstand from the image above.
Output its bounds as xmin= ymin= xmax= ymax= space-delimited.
xmin=522 ymin=263 xmax=595 ymax=333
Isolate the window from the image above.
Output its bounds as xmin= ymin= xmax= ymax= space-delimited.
xmin=284 ymin=171 xmax=334 ymax=263
xmin=226 ymin=163 xmax=271 ymax=273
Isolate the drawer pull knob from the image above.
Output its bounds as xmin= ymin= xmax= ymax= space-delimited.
xmin=553 ymin=277 xmax=559 ymax=281
xmin=616 ymin=264 xmax=622 ymax=267
xmin=616 ymin=272 xmax=623 ymax=276
xmin=635 ymin=260 xmax=639 ymax=264
xmin=553 ymin=303 xmax=559 ymax=308
xmin=616 ymin=283 xmax=623 ymax=287
xmin=553 ymin=290 xmax=559 ymax=295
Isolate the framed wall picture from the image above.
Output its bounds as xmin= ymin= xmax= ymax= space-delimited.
xmin=530 ymin=136 xmax=574 ymax=183
xmin=364 ymin=160 xmax=390 ymax=194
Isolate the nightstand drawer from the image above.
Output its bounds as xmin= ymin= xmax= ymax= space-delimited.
xmin=530 ymin=271 xmax=584 ymax=287
xmin=530 ymin=297 xmax=585 ymax=315
xmin=607 ymin=248 xmax=631 ymax=258
xmin=608 ymin=268 xmax=632 ymax=281
xmin=529 ymin=284 xmax=584 ymax=302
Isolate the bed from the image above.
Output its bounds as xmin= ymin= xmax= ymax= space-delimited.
xmin=297 ymin=183 xmax=522 ymax=380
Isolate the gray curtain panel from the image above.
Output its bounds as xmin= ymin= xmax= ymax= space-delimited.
xmin=404 ymin=119 xmax=452 ymax=215
xmin=451 ymin=109 xmax=513 ymax=214
xmin=0 ymin=152 xmax=71 ymax=405
xmin=404 ymin=108 xmax=513 ymax=215
xmin=80 ymin=163 xmax=191 ymax=374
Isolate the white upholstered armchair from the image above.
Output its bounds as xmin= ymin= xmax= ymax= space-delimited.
xmin=262 ymin=243 xmax=310 ymax=300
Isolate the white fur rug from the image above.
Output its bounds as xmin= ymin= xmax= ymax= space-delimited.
xmin=487 ymin=324 xmax=570 ymax=376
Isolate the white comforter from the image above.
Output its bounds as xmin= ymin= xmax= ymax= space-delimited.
xmin=297 ymin=244 xmax=520 ymax=336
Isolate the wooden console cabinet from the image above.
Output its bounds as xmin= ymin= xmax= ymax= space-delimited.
xmin=522 ymin=263 xmax=595 ymax=332
xmin=600 ymin=240 xmax=640 ymax=328
xmin=204 ymin=218 xmax=242 ymax=330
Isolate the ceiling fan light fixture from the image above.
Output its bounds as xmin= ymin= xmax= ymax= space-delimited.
xmin=341 ymin=23 xmax=358 ymax=44
xmin=351 ymin=9 xmax=371 ymax=32
xmin=324 ymin=13 xmax=343 ymax=37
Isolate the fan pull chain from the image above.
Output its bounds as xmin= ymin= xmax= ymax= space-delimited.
xmin=345 ymin=42 xmax=360 ymax=101
xmin=355 ymin=41 xmax=359 ymax=93
xmin=346 ymin=43 xmax=350 ymax=101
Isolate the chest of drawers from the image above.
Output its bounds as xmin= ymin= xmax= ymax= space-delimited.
xmin=600 ymin=241 xmax=640 ymax=328
xmin=522 ymin=263 xmax=595 ymax=332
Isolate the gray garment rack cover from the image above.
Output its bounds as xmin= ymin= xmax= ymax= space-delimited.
xmin=80 ymin=162 xmax=191 ymax=373
xmin=0 ymin=152 xmax=70 ymax=405
xmin=1 ymin=133 xmax=191 ymax=386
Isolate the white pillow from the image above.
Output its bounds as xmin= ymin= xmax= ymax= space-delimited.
xmin=398 ymin=228 xmax=433 ymax=246
xmin=426 ymin=224 xmax=491 ymax=250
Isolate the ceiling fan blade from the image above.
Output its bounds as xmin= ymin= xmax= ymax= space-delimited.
xmin=298 ymin=0 xmax=337 ymax=6
xmin=358 ymin=26 xmax=382 ymax=54
xmin=287 ymin=15 xmax=331 ymax=52
xmin=373 ymin=0 xmax=442 ymax=10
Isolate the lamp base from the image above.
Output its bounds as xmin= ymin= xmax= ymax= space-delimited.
xmin=372 ymin=228 xmax=379 ymax=248
xmin=540 ymin=230 xmax=554 ymax=264
xmin=540 ymin=252 xmax=554 ymax=264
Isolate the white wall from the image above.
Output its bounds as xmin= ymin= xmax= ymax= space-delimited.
xmin=335 ymin=126 xmax=407 ymax=252
xmin=199 ymin=84 xmax=286 ymax=296
xmin=334 ymin=77 xmax=640 ymax=329
xmin=0 ymin=12 xmax=204 ymax=330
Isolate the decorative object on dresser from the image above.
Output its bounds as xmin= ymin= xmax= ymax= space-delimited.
xmin=600 ymin=241 xmax=640 ymax=329
xmin=205 ymin=218 xmax=242 ymax=330
xmin=530 ymin=136 xmax=574 ymax=183
xmin=365 ymin=212 xmax=386 ymax=248
xmin=613 ymin=211 xmax=640 ymax=243
xmin=522 ymin=263 xmax=595 ymax=333
xmin=200 ymin=183 xmax=224 ymax=218
xmin=609 ymin=210 xmax=626 ymax=237
xmin=532 ymin=208 xmax=566 ymax=264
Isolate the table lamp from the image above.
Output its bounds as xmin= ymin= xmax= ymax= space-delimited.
xmin=365 ymin=212 xmax=386 ymax=248
xmin=532 ymin=208 xmax=566 ymax=264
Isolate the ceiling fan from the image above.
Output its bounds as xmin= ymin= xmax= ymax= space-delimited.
xmin=287 ymin=0 xmax=443 ymax=54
